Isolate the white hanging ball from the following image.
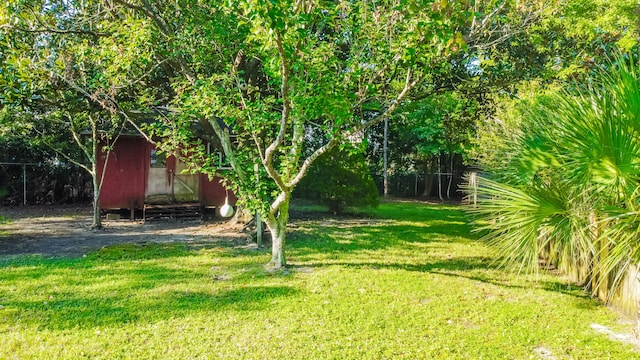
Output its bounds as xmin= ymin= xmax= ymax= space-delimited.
xmin=220 ymin=197 xmax=234 ymax=218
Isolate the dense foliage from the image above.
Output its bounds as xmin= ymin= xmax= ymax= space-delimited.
xmin=367 ymin=92 xmax=479 ymax=197
xmin=0 ymin=0 xmax=147 ymax=227
xmin=2 ymin=0 xmax=639 ymax=267
xmin=468 ymin=57 xmax=640 ymax=305
xmin=374 ymin=0 xmax=640 ymax=198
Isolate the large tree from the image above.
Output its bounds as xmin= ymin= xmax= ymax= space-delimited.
xmin=1 ymin=0 xmax=158 ymax=228
xmin=104 ymin=0 xmax=478 ymax=269
xmin=370 ymin=0 xmax=640 ymax=199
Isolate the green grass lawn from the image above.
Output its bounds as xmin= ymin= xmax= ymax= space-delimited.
xmin=0 ymin=202 xmax=638 ymax=359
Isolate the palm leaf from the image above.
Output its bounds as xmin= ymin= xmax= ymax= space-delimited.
xmin=468 ymin=55 xmax=640 ymax=300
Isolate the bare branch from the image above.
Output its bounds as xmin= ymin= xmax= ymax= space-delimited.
xmin=470 ymin=2 xmax=507 ymax=36
xmin=32 ymin=126 xmax=93 ymax=174
xmin=287 ymin=68 xmax=419 ymax=190
xmin=206 ymin=117 xmax=247 ymax=183
xmin=97 ymin=113 xmax=130 ymax=199
xmin=286 ymin=137 xmax=338 ymax=189
xmin=467 ymin=2 xmax=540 ymax=51
xmin=69 ymin=113 xmax=94 ymax=163
xmin=269 ymin=191 xmax=289 ymax=217
xmin=113 ymin=0 xmax=170 ymax=35
xmin=14 ymin=3 xmax=112 ymax=37
xmin=231 ymin=52 xmax=266 ymax=163
xmin=113 ymin=58 xmax=171 ymax=90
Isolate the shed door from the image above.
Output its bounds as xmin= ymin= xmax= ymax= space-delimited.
xmin=173 ymin=160 xmax=199 ymax=203
xmin=145 ymin=149 xmax=173 ymax=204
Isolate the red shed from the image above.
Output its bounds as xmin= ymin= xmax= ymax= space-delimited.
xmin=97 ymin=136 xmax=236 ymax=219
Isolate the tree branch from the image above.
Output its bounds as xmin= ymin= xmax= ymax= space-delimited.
xmin=287 ymin=68 xmax=419 ymax=190
xmin=467 ymin=2 xmax=539 ymax=51
xmin=206 ymin=118 xmax=247 ymax=183
xmin=286 ymin=137 xmax=338 ymax=189
xmin=97 ymin=114 xmax=129 ymax=201
xmin=12 ymin=26 xmax=110 ymax=37
xmin=69 ymin=113 xmax=94 ymax=165
xmin=263 ymin=31 xmax=291 ymax=192
xmin=355 ymin=68 xmax=419 ymax=132
xmin=16 ymin=3 xmax=112 ymax=37
xmin=269 ymin=191 xmax=289 ymax=217
xmin=33 ymin=126 xmax=92 ymax=174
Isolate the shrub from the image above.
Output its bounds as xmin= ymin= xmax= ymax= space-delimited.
xmin=295 ymin=146 xmax=379 ymax=214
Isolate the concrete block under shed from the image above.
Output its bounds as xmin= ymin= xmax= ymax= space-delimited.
xmin=106 ymin=213 xmax=121 ymax=220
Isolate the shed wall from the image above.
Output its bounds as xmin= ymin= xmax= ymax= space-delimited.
xmin=199 ymin=174 xmax=237 ymax=207
xmin=99 ymin=137 xmax=234 ymax=210
xmin=98 ymin=137 xmax=148 ymax=209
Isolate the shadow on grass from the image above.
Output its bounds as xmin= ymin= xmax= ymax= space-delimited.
xmin=0 ymin=243 xmax=267 ymax=284
xmin=1 ymin=244 xmax=295 ymax=330
xmin=0 ymin=201 xmax=593 ymax=331
xmin=289 ymin=203 xmax=590 ymax=299
xmin=288 ymin=220 xmax=477 ymax=257
xmin=372 ymin=202 xmax=470 ymax=222
xmin=0 ymin=230 xmax=257 ymax=260
xmin=287 ymin=203 xmax=498 ymax=280
xmin=0 ymin=243 xmax=198 ymax=269
xmin=288 ymin=256 xmax=494 ymax=276
xmin=7 ymin=285 xmax=298 ymax=330
xmin=539 ymin=281 xmax=595 ymax=302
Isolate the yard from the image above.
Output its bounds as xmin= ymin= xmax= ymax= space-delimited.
xmin=0 ymin=201 xmax=638 ymax=359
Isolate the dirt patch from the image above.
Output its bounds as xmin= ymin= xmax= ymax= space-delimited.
xmin=0 ymin=205 xmax=247 ymax=257
xmin=591 ymin=323 xmax=640 ymax=350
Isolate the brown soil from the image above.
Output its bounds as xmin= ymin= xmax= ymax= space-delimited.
xmin=0 ymin=205 xmax=248 ymax=257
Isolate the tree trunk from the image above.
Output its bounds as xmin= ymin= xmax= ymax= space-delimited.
xmin=266 ymin=194 xmax=290 ymax=269
xmin=447 ymin=153 xmax=454 ymax=199
xmin=437 ymin=156 xmax=444 ymax=201
xmin=422 ymin=158 xmax=435 ymax=197
xmin=587 ymin=211 xmax=600 ymax=297
xmin=383 ymin=116 xmax=389 ymax=198
xmin=91 ymin=129 xmax=102 ymax=230
xmin=91 ymin=168 xmax=102 ymax=229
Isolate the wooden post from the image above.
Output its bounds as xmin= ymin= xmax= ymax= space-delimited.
xmin=0 ymin=162 xmax=37 ymax=205
xmin=469 ymin=172 xmax=478 ymax=208
xmin=447 ymin=154 xmax=453 ymax=199
xmin=254 ymin=163 xmax=262 ymax=248
xmin=23 ymin=164 xmax=27 ymax=205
